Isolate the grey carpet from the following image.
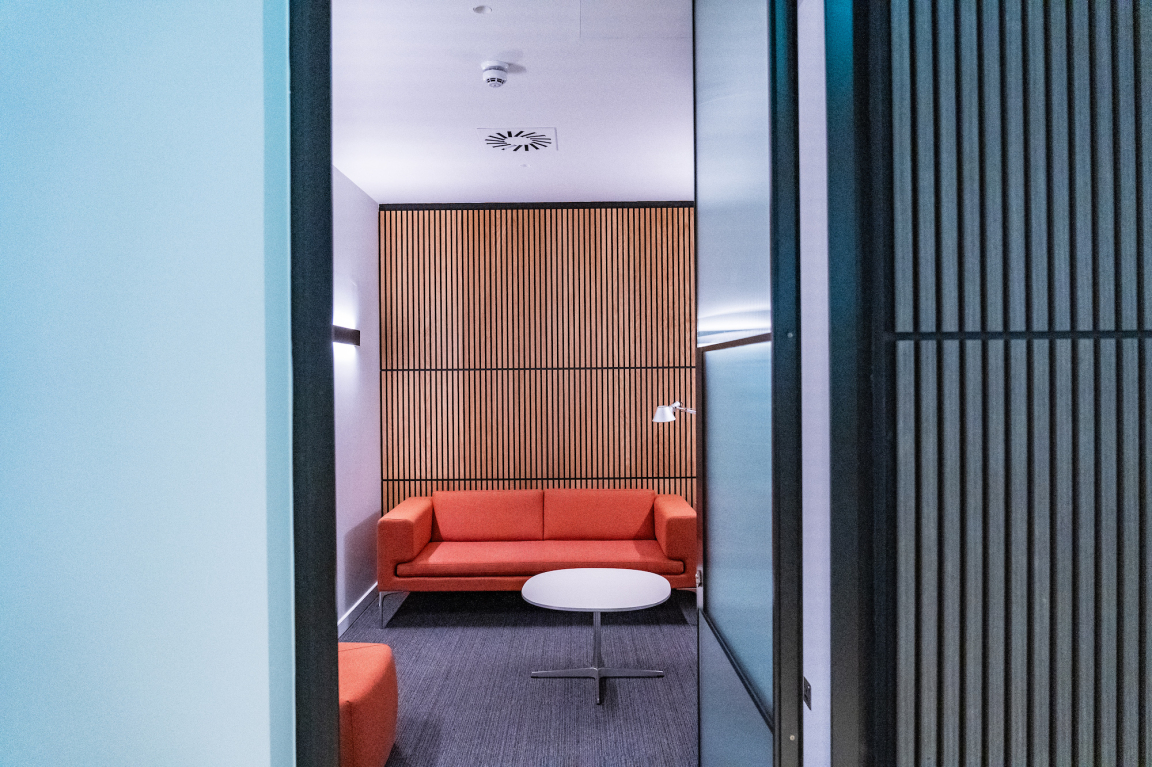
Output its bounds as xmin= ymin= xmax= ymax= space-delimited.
xmin=341 ymin=589 xmax=699 ymax=767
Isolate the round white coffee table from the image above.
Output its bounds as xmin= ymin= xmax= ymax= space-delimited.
xmin=521 ymin=567 xmax=672 ymax=704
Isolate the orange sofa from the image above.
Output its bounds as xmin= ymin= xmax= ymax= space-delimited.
xmin=377 ymin=488 xmax=697 ymax=593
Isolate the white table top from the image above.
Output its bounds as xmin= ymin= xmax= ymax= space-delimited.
xmin=521 ymin=568 xmax=672 ymax=613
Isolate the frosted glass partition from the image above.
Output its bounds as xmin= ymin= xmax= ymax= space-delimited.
xmin=700 ymin=614 xmax=774 ymax=766
xmin=703 ymin=339 xmax=773 ymax=712
xmin=694 ymin=0 xmax=772 ymax=346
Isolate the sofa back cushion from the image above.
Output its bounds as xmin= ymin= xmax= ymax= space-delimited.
xmin=543 ymin=488 xmax=656 ymax=540
xmin=430 ymin=489 xmax=543 ymax=541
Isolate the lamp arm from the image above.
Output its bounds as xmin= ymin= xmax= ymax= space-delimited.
xmin=674 ymin=403 xmax=696 ymax=416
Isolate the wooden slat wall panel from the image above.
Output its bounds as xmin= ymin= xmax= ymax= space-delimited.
xmin=890 ymin=2 xmax=1152 ymax=764
xmin=379 ymin=205 xmax=696 ymax=512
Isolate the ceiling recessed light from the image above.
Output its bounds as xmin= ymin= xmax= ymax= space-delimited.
xmin=473 ymin=5 xmax=492 ymax=13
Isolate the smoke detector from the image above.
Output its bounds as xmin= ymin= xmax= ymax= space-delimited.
xmin=481 ymin=60 xmax=508 ymax=88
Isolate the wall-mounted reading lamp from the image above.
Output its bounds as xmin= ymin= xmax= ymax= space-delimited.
xmin=332 ymin=325 xmax=361 ymax=346
xmin=652 ymin=401 xmax=696 ymax=422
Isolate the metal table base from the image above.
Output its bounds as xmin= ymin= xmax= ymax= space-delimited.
xmin=531 ymin=610 xmax=664 ymax=704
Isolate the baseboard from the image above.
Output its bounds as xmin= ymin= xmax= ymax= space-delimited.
xmin=337 ymin=582 xmax=378 ymax=638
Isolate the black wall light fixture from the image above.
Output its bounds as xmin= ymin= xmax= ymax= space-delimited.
xmin=331 ymin=325 xmax=360 ymax=346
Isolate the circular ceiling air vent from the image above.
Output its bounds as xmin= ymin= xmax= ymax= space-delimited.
xmin=485 ymin=130 xmax=553 ymax=151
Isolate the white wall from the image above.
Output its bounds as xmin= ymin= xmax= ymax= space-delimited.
xmin=332 ymin=167 xmax=383 ymax=634
xmin=799 ymin=0 xmax=832 ymax=763
xmin=0 ymin=3 xmax=294 ymax=765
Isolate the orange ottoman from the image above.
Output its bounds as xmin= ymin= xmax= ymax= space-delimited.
xmin=338 ymin=643 xmax=398 ymax=767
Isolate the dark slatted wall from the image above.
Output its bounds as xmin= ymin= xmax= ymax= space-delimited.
xmin=378 ymin=205 xmax=696 ymax=516
xmin=891 ymin=2 xmax=1151 ymax=765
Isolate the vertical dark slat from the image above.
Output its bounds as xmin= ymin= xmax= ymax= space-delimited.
xmin=936 ymin=0 xmax=959 ymax=334
xmin=893 ymin=0 xmax=914 ymax=336
xmin=982 ymin=0 xmax=1005 ymax=332
xmin=917 ymin=340 xmax=940 ymax=765
xmin=1052 ymin=339 xmax=1074 ymax=766
xmin=986 ymin=339 xmax=1008 ymax=766
xmin=1140 ymin=3 xmax=1152 ymax=332
xmin=1030 ymin=339 xmax=1051 ymax=766
xmin=1070 ymin=0 xmax=1094 ymax=332
xmin=1094 ymin=1 xmax=1117 ymax=332
xmin=1119 ymin=339 xmax=1140 ymax=765
xmin=1007 ymin=338 xmax=1029 ymax=765
xmin=940 ymin=341 xmax=961 ymax=763
xmin=1048 ymin=1 xmax=1071 ymax=332
xmin=962 ymin=340 xmax=983 ymax=767
xmin=1003 ymin=0 xmax=1026 ymax=332
xmin=958 ymin=0 xmax=981 ymax=334
xmin=898 ymin=341 xmax=919 ymax=767
xmin=1097 ymin=340 xmax=1119 ymax=763
xmin=1025 ymin=0 xmax=1048 ymax=333
xmin=1074 ymin=338 xmax=1096 ymax=765
xmin=1116 ymin=4 xmax=1139 ymax=333
xmin=1142 ymin=339 xmax=1151 ymax=767
xmin=915 ymin=0 xmax=937 ymax=332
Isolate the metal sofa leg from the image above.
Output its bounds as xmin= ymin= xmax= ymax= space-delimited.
xmin=378 ymin=590 xmax=404 ymax=628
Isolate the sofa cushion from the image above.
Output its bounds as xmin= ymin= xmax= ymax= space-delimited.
xmin=431 ymin=489 xmax=543 ymax=541
xmin=542 ymin=488 xmax=656 ymax=540
xmin=394 ymin=540 xmax=684 ymax=577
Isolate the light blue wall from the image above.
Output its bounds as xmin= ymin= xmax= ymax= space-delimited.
xmin=0 ymin=3 xmax=294 ymax=765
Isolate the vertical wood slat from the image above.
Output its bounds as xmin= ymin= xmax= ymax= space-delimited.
xmin=1007 ymin=339 xmax=1028 ymax=765
xmin=1119 ymin=339 xmax=1140 ymax=765
xmin=914 ymin=0 xmax=937 ymax=333
xmin=895 ymin=340 xmax=917 ymax=767
xmin=379 ymin=206 xmax=696 ymax=510
xmin=1052 ymin=339 xmax=1074 ymax=766
xmin=917 ymin=340 xmax=939 ymax=765
xmin=940 ymin=342 xmax=962 ymax=764
xmin=1140 ymin=4 xmax=1152 ymax=334
xmin=982 ymin=0 xmax=1004 ymax=333
xmin=1098 ymin=340 xmax=1119 ymax=763
xmin=1071 ymin=0 xmax=1094 ymax=332
xmin=1025 ymin=0 xmax=1048 ymax=334
xmin=936 ymin=0 xmax=959 ymax=334
xmin=1029 ymin=340 xmax=1051 ymax=767
xmin=1142 ymin=339 xmax=1151 ymax=767
xmin=1116 ymin=3 xmax=1139 ymax=333
xmin=985 ymin=339 xmax=1008 ymax=766
xmin=961 ymin=340 xmax=983 ymax=767
xmin=1074 ymin=338 xmax=1096 ymax=766
xmin=1048 ymin=0 xmax=1071 ymax=332
xmin=958 ymin=0 xmax=981 ymax=334
xmin=1094 ymin=2 xmax=1117 ymax=332
xmin=1003 ymin=0 xmax=1026 ymax=333
xmin=892 ymin=0 xmax=914 ymax=333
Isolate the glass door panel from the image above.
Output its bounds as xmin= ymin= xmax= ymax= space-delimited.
xmin=702 ymin=339 xmax=774 ymax=710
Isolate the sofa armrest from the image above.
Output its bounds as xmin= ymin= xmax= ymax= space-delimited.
xmin=654 ymin=494 xmax=696 ymax=567
xmin=377 ymin=497 xmax=433 ymax=588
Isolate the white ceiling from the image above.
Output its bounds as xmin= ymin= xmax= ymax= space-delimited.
xmin=332 ymin=0 xmax=695 ymax=204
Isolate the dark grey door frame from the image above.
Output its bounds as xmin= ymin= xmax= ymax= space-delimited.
xmin=826 ymin=1 xmax=896 ymax=765
xmin=768 ymin=0 xmax=804 ymax=762
xmin=692 ymin=0 xmax=803 ymax=762
xmin=290 ymin=1 xmax=340 ymax=764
